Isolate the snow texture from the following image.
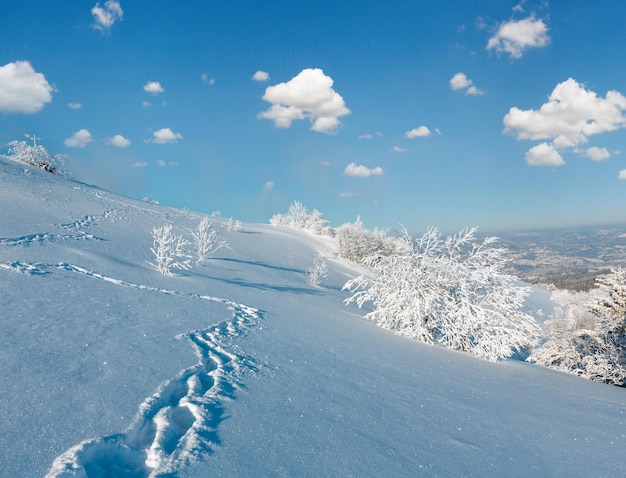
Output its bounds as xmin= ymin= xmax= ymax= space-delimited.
xmin=1 ymin=156 xmax=625 ymax=477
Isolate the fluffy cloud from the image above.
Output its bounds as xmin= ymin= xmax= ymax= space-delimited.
xmin=405 ymin=126 xmax=431 ymax=138
xmin=619 ymin=170 xmax=626 ymax=180
xmin=144 ymin=81 xmax=164 ymax=94
xmin=258 ymin=68 xmax=350 ymax=134
xmin=264 ymin=181 xmax=275 ymax=190
xmin=252 ymin=71 xmax=270 ymax=82
xmin=524 ymin=142 xmax=564 ymax=166
xmin=133 ymin=161 xmax=148 ymax=168
xmin=392 ymin=146 xmax=406 ymax=153
xmin=106 ymin=134 xmax=131 ymax=148
xmin=584 ymin=146 xmax=611 ymax=161
xmin=487 ymin=16 xmax=550 ymax=59
xmin=504 ymin=78 xmax=626 ymax=155
xmin=64 ymin=129 xmax=93 ymax=148
xmin=0 ymin=61 xmax=53 ymax=114
xmin=151 ymin=128 xmax=183 ymax=144
xmin=67 ymin=102 xmax=82 ymax=110
xmin=449 ymin=73 xmax=483 ymax=96
xmin=344 ymin=162 xmax=383 ymax=178
xmin=91 ymin=0 xmax=123 ymax=32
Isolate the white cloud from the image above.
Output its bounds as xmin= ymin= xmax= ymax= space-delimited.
xmin=144 ymin=81 xmax=164 ymax=95
xmin=320 ymin=161 xmax=331 ymax=167
xmin=64 ymin=129 xmax=93 ymax=148
xmin=252 ymin=70 xmax=270 ymax=82
xmin=392 ymin=146 xmax=406 ymax=153
xmin=67 ymin=102 xmax=82 ymax=110
xmin=504 ymin=78 xmax=626 ymax=151
xmin=584 ymin=146 xmax=611 ymax=162
xmin=264 ymin=181 xmax=275 ymax=190
xmin=340 ymin=191 xmax=360 ymax=198
xmin=405 ymin=126 xmax=431 ymax=138
xmin=91 ymin=0 xmax=123 ymax=32
xmin=486 ymin=16 xmax=550 ymax=59
xmin=201 ymin=74 xmax=215 ymax=85
xmin=359 ymin=131 xmax=383 ymax=139
xmin=156 ymin=160 xmax=166 ymax=167
xmin=133 ymin=161 xmax=148 ymax=168
xmin=619 ymin=170 xmax=626 ymax=180
xmin=450 ymin=72 xmax=472 ymax=91
xmin=525 ymin=142 xmax=565 ymax=166
xmin=142 ymin=101 xmax=152 ymax=108
xmin=151 ymin=128 xmax=183 ymax=144
xmin=449 ymin=72 xmax=483 ymax=95
xmin=344 ymin=162 xmax=383 ymax=178
xmin=258 ymin=68 xmax=350 ymax=134
xmin=106 ymin=134 xmax=131 ymax=148
xmin=0 ymin=61 xmax=53 ymax=114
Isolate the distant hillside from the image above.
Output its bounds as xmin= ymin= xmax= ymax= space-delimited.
xmin=498 ymin=225 xmax=626 ymax=290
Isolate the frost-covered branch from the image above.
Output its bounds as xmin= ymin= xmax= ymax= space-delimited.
xmin=192 ymin=217 xmax=229 ymax=263
xmin=3 ymin=136 xmax=67 ymax=174
xmin=344 ymin=226 xmax=540 ymax=361
xmin=307 ymin=254 xmax=328 ymax=287
xmin=528 ymin=268 xmax=626 ymax=385
xmin=148 ymin=224 xmax=192 ymax=275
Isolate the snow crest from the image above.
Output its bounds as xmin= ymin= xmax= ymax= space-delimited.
xmin=0 ymin=261 xmax=265 ymax=477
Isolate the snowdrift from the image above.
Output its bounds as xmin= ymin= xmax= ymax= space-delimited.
xmin=1 ymin=157 xmax=625 ymax=477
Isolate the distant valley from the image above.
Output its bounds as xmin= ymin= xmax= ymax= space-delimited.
xmin=497 ymin=224 xmax=626 ymax=290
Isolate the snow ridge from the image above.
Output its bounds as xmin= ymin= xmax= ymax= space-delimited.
xmin=0 ymin=260 xmax=265 ymax=476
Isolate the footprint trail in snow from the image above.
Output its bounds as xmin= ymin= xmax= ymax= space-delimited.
xmin=0 ymin=261 xmax=264 ymax=477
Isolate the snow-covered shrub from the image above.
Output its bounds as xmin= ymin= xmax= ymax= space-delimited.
xmin=191 ymin=217 xmax=228 ymax=263
xmin=227 ymin=217 xmax=242 ymax=232
xmin=307 ymin=254 xmax=329 ymax=287
xmin=270 ymin=201 xmax=333 ymax=235
xmin=528 ymin=268 xmax=626 ymax=386
xmin=148 ymin=224 xmax=192 ymax=275
xmin=3 ymin=136 xmax=67 ymax=174
xmin=336 ymin=217 xmax=400 ymax=263
xmin=344 ymin=226 xmax=541 ymax=361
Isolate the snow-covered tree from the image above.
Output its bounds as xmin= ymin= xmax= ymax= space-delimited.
xmin=336 ymin=217 xmax=400 ymax=263
xmin=307 ymin=254 xmax=329 ymax=287
xmin=191 ymin=217 xmax=228 ymax=263
xmin=3 ymin=135 xmax=67 ymax=174
xmin=529 ymin=268 xmax=626 ymax=385
xmin=148 ymin=224 xmax=192 ymax=275
xmin=270 ymin=201 xmax=333 ymax=235
xmin=344 ymin=226 xmax=541 ymax=361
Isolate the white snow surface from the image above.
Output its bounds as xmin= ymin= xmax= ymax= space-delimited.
xmin=1 ymin=157 xmax=625 ymax=477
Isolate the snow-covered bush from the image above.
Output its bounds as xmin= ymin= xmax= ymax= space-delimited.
xmin=270 ymin=201 xmax=334 ymax=235
xmin=344 ymin=226 xmax=541 ymax=361
xmin=336 ymin=217 xmax=400 ymax=263
xmin=528 ymin=268 xmax=626 ymax=386
xmin=307 ymin=254 xmax=328 ymax=287
xmin=227 ymin=217 xmax=242 ymax=232
xmin=148 ymin=224 xmax=192 ymax=275
xmin=3 ymin=136 xmax=67 ymax=174
xmin=191 ymin=217 xmax=228 ymax=263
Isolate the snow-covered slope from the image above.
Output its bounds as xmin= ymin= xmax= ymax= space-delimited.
xmin=1 ymin=157 xmax=625 ymax=477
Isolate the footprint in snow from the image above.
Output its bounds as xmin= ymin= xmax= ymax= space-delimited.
xmin=46 ymin=303 xmax=264 ymax=477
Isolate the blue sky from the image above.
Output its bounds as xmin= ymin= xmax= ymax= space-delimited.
xmin=1 ymin=1 xmax=626 ymax=234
